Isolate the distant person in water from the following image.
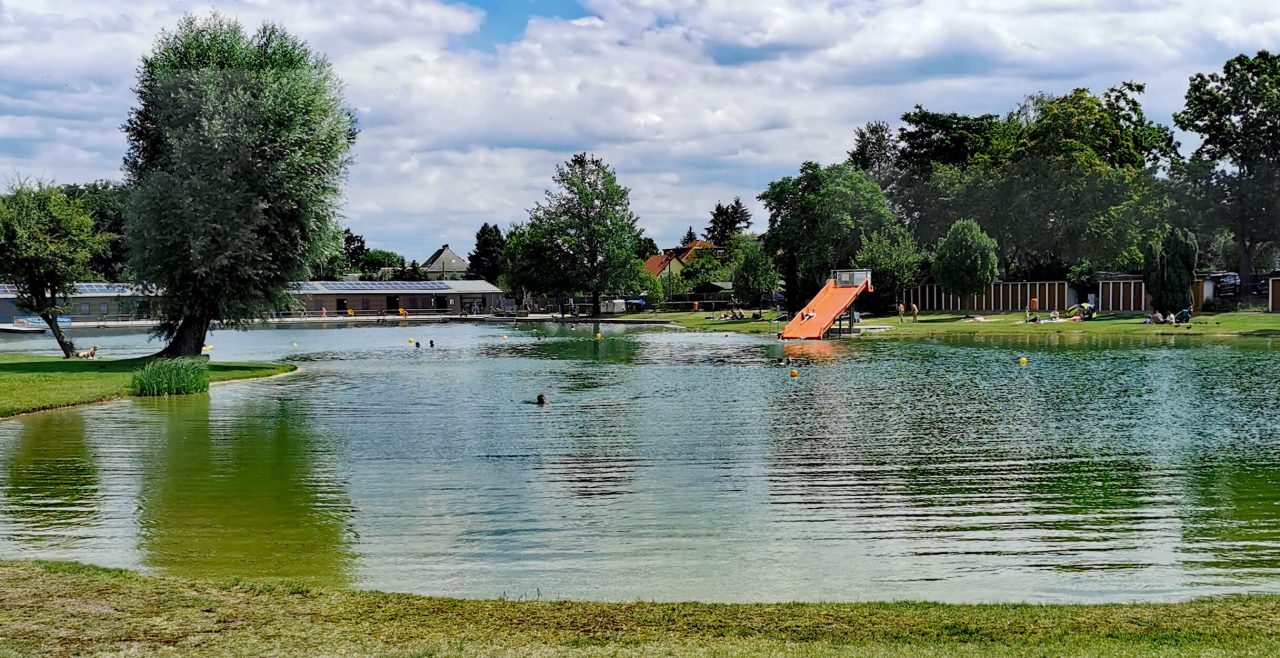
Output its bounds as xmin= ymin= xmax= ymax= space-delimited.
xmin=429 ymin=340 xmax=434 ymax=348
xmin=415 ymin=341 xmax=420 ymax=348
xmin=536 ymin=393 xmax=548 ymax=405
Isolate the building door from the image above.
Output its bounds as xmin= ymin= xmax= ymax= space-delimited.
xmin=385 ymin=295 xmax=399 ymax=310
xmin=335 ymin=298 xmax=348 ymax=312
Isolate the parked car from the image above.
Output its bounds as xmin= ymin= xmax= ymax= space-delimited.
xmin=1209 ymin=272 xmax=1241 ymax=297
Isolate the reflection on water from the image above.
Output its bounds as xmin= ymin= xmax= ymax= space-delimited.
xmin=2 ymin=414 xmax=99 ymax=543
xmin=135 ymin=396 xmax=355 ymax=585
xmin=3 ymin=323 xmax=1280 ymax=602
xmin=1182 ymin=456 xmax=1280 ymax=579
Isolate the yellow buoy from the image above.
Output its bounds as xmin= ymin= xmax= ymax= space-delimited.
xmin=1018 ymin=357 xmax=1028 ymax=366
xmin=408 ymin=338 xmax=414 ymax=344
xmin=595 ymin=332 xmax=603 ymax=340
xmin=789 ymin=369 xmax=799 ymax=378
xmin=291 ymin=342 xmax=298 ymax=347
xmin=502 ymin=336 xmax=509 ymax=341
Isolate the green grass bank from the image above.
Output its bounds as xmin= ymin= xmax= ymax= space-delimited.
xmin=622 ymin=310 xmax=1280 ymax=338
xmin=3 ymin=560 xmax=1280 ymax=657
xmin=0 ymin=353 xmax=294 ymax=418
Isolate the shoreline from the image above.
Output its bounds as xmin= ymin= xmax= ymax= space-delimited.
xmin=613 ymin=310 xmax=1280 ymax=339
xmin=3 ymin=559 xmax=1280 ymax=657
xmin=0 ymin=353 xmax=297 ymax=419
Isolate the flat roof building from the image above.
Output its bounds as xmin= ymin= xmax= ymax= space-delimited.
xmin=0 ymin=280 xmax=503 ymax=323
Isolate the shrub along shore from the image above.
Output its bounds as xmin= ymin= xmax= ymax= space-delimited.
xmin=620 ymin=310 xmax=1280 ymax=338
xmin=0 ymin=353 xmax=294 ymax=417
xmin=2 ymin=560 xmax=1280 ymax=657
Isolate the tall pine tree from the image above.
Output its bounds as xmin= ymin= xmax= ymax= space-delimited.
xmin=681 ymin=226 xmax=698 ymax=246
xmin=703 ymin=197 xmax=752 ymax=246
xmin=467 ymin=223 xmax=505 ymax=283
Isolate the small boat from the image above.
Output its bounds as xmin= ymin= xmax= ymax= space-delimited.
xmin=0 ymin=324 xmax=46 ymax=334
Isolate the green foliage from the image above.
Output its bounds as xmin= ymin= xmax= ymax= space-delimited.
xmin=703 ymin=197 xmax=752 ymax=246
xmin=854 ymin=223 xmax=923 ymax=311
xmin=846 ymin=120 xmax=900 ymax=187
xmin=896 ymin=84 xmax=1179 ymax=279
xmin=130 ymin=358 xmax=211 ymax=396
xmin=341 ymin=228 xmax=368 ymax=269
xmin=359 ymin=249 xmax=403 ymax=274
xmin=0 ymin=181 xmax=110 ymax=357
xmin=499 ymin=221 xmax=566 ymax=306
xmin=680 ymin=251 xmax=731 ymax=288
xmin=933 ymin=219 xmax=999 ymax=297
xmin=731 ymin=241 xmax=779 ymax=309
xmin=520 ymin=153 xmax=644 ymax=315
xmin=1201 ymin=229 xmax=1239 ymax=272
xmin=123 ymin=13 xmax=357 ymax=356
xmin=60 ymin=181 xmax=130 ymax=281
xmin=1067 ymin=260 xmax=1098 ymax=297
xmin=897 ymin=107 xmax=1015 ymax=173
xmin=760 ymin=161 xmax=894 ymax=311
xmin=664 ymin=272 xmax=693 ymax=298
xmin=467 ymin=223 xmax=505 ymax=283
xmin=1175 ymin=50 xmax=1280 ymax=284
xmin=1143 ymin=226 xmax=1198 ymax=312
xmin=635 ymin=234 xmax=659 ymax=260
xmin=640 ymin=272 xmax=667 ymax=305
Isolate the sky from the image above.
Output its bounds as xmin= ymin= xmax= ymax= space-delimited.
xmin=2 ymin=1 xmax=1279 ymax=262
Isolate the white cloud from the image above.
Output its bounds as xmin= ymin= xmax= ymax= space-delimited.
xmin=0 ymin=0 xmax=1278 ymax=260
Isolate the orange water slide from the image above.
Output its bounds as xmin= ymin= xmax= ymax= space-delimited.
xmin=780 ymin=276 xmax=872 ymax=340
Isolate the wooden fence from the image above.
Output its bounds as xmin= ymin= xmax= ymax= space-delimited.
xmin=902 ymin=281 xmax=1069 ymax=312
xmin=1097 ymin=279 xmax=1146 ymax=313
xmin=1271 ymin=278 xmax=1279 ymax=313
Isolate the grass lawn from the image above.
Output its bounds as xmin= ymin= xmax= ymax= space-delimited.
xmin=3 ymin=560 xmax=1280 ymax=657
xmin=0 ymin=353 xmax=294 ymax=418
xmin=623 ymin=310 xmax=1280 ymax=339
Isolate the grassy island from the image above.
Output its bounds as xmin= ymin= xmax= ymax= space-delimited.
xmin=620 ymin=310 xmax=1280 ymax=339
xmin=2 ymin=560 xmax=1280 ymax=657
xmin=0 ymin=353 xmax=294 ymax=417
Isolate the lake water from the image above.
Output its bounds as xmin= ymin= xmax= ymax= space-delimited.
xmin=2 ymin=322 xmax=1280 ymax=603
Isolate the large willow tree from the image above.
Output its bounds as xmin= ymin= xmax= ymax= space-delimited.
xmin=124 ymin=14 xmax=356 ymax=356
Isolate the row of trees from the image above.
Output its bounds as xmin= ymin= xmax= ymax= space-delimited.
xmin=490 ymin=52 xmax=1280 ymax=317
xmin=759 ymin=51 xmax=1280 ymax=313
xmin=496 ymin=155 xmax=778 ymax=315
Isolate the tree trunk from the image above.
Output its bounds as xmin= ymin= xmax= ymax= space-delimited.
xmin=40 ymin=314 xmax=75 ymax=359
xmin=1238 ymin=235 xmax=1255 ymax=298
xmin=783 ymin=255 xmax=800 ymax=314
xmin=591 ymin=289 xmax=601 ymax=317
xmin=157 ymin=316 xmax=211 ymax=358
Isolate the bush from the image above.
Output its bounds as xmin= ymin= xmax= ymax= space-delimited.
xmin=130 ymin=358 xmax=210 ymax=396
xmin=1142 ymin=226 xmax=1198 ymax=313
xmin=933 ymin=219 xmax=999 ymax=297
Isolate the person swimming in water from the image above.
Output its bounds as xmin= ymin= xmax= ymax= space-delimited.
xmin=415 ymin=341 xmax=420 ymax=348
xmin=429 ymin=340 xmax=435 ymax=348
xmin=536 ymin=393 xmax=548 ymax=405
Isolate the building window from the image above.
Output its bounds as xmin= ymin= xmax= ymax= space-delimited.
xmin=78 ymin=303 xmax=89 ymax=315
xmin=99 ymin=302 xmax=110 ymax=315
xmin=315 ymin=299 xmax=324 ymax=311
xmin=361 ymin=297 xmax=370 ymax=310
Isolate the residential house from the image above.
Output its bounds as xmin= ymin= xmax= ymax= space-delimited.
xmin=423 ymin=244 xmax=469 ymax=281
